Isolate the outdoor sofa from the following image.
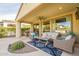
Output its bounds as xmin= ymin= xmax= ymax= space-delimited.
xmin=30 ymin=31 xmax=76 ymax=53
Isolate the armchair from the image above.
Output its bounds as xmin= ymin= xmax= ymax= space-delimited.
xmin=53 ymin=36 xmax=76 ymax=53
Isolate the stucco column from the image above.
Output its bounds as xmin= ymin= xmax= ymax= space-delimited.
xmin=16 ymin=22 xmax=21 ymax=38
xmin=30 ymin=24 xmax=34 ymax=32
xmin=53 ymin=20 xmax=56 ymax=30
xmin=50 ymin=20 xmax=53 ymax=32
xmin=39 ymin=20 xmax=43 ymax=37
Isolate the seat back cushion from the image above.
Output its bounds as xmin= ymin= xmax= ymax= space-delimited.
xmin=46 ymin=32 xmax=59 ymax=39
xmin=51 ymin=32 xmax=59 ymax=39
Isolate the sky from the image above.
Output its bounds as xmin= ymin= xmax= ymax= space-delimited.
xmin=58 ymin=22 xmax=71 ymax=27
xmin=0 ymin=3 xmax=21 ymax=21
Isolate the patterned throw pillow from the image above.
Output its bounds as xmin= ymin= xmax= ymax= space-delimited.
xmin=41 ymin=33 xmax=48 ymax=39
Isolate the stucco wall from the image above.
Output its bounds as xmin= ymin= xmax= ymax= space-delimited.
xmin=72 ymin=12 xmax=79 ymax=43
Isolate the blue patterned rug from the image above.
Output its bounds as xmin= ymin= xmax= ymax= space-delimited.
xmin=28 ymin=40 xmax=62 ymax=56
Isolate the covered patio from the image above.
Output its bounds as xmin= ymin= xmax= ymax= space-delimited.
xmin=0 ymin=3 xmax=79 ymax=56
xmin=16 ymin=3 xmax=79 ymax=43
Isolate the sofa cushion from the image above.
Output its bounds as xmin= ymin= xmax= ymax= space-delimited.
xmin=51 ymin=32 xmax=60 ymax=39
xmin=46 ymin=32 xmax=52 ymax=38
xmin=42 ymin=32 xmax=60 ymax=40
xmin=47 ymin=32 xmax=60 ymax=39
xmin=65 ymin=35 xmax=72 ymax=40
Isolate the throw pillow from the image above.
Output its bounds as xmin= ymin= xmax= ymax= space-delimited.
xmin=65 ymin=35 xmax=72 ymax=40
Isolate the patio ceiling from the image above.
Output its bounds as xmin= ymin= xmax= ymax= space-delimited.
xmin=16 ymin=3 xmax=79 ymax=24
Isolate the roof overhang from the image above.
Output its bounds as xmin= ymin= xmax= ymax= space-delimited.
xmin=16 ymin=3 xmax=79 ymax=24
xmin=16 ymin=3 xmax=41 ymax=21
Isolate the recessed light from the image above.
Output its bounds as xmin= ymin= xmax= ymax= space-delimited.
xmin=59 ymin=7 xmax=63 ymax=10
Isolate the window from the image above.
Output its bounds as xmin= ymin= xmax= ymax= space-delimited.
xmin=55 ymin=16 xmax=71 ymax=34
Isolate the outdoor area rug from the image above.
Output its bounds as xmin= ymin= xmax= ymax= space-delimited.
xmin=8 ymin=44 xmax=38 ymax=54
xmin=28 ymin=40 xmax=62 ymax=56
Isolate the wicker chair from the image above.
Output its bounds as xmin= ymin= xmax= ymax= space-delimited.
xmin=53 ymin=36 xmax=76 ymax=53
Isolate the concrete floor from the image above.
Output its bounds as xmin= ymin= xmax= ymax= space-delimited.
xmin=0 ymin=36 xmax=79 ymax=56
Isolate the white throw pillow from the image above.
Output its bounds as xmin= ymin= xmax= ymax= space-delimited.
xmin=65 ymin=35 xmax=72 ymax=40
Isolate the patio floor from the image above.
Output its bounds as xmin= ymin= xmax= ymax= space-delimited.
xmin=0 ymin=36 xmax=79 ymax=56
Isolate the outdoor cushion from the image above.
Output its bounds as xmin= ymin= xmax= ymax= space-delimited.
xmin=47 ymin=32 xmax=53 ymax=37
xmin=42 ymin=32 xmax=60 ymax=40
xmin=65 ymin=35 xmax=72 ymax=40
xmin=53 ymin=36 xmax=76 ymax=53
xmin=30 ymin=32 xmax=37 ymax=39
xmin=51 ymin=32 xmax=59 ymax=39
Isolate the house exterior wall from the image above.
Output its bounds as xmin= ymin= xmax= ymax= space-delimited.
xmin=0 ymin=21 xmax=15 ymax=27
xmin=3 ymin=22 xmax=15 ymax=27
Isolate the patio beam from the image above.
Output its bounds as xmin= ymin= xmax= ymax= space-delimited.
xmin=30 ymin=24 xmax=34 ymax=33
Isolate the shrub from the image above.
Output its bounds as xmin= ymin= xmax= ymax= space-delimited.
xmin=0 ymin=32 xmax=6 ymax=38
xmin=0 ymin=27 xmax=7 ymax=38
xmin=68 ymin=32 xmax=76 ymax=36
xmin=21 ymin=27 xmax=30 ymax=36
xmin=7 ymin=27 xmax=16 ymax=32
xmin=0 ymin=27 xmax=16 ymax=38
xmin=21 ymin=28 xmax=30 ymax=32
xmin=9 ymin=41 xmax=25 ymax=51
